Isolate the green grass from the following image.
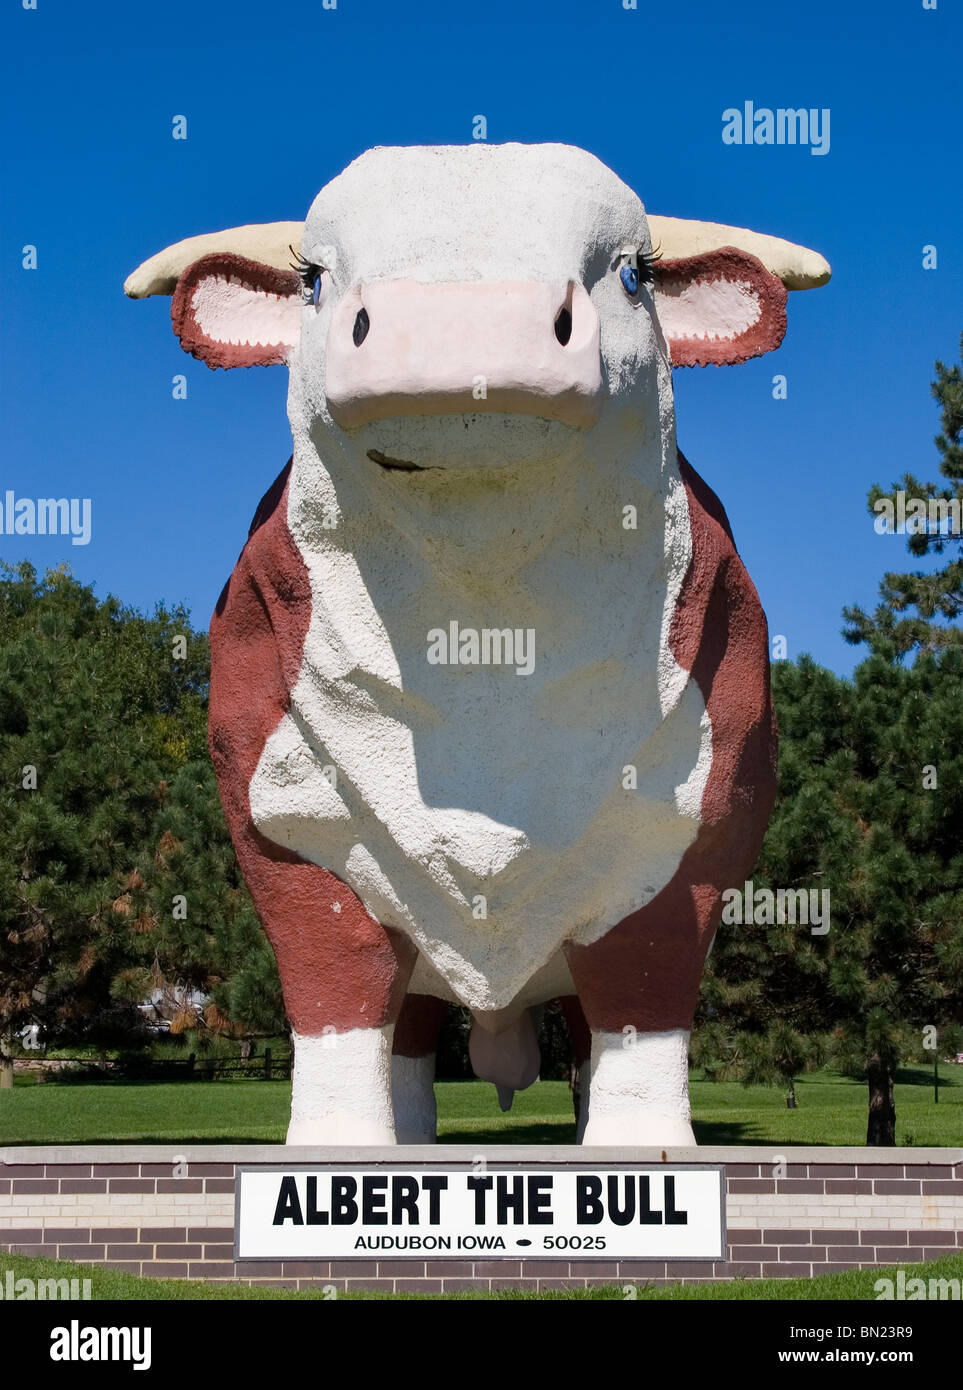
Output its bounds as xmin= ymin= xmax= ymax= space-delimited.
xmin=685 ymin=1064 xmax=963 ymax=1148
xmin=2 ymin=1065 xmax=960 ymax=1146
xmin=3 ymin=1249 xmax=962 ymax=1300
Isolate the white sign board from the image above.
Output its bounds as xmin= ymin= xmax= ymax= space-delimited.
xmin=236 ymin=1164 xmax=725 ymax=1261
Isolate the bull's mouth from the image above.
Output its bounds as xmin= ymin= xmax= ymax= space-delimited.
xmin=367 ymin=449 xmax=428 ymax=472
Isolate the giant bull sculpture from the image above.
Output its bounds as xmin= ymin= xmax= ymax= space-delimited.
xmin=126 ymin=143 xmax=829 ymax=1145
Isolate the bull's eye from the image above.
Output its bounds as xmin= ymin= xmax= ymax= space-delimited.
xmin=302 ymin=267 xmax=325 ymax=308
xmin=620 ymin=265 xmax=640 ymax=296
xmin=617 ymin=243 xmax=661 ymax=297
xmin=291 ymin=249 xmax=327 ymax=308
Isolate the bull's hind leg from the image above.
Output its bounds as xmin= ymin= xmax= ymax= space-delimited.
xmin=565 ymin=888 xmax=710 ymax=1147
xmin=559 ymin=996 xmax=592 ymax=1143
xmin=391 ymin=994 xmax=447 ymax=1144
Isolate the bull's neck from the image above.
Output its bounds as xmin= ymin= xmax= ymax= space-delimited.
xmin=288 ymin=431 xmax=683 ymax=605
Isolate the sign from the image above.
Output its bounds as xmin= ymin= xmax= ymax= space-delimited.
xmin=236 ymin=1164 xmax=725 ymax=1261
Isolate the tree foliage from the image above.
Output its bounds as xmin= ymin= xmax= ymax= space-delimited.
xmin=699 ymin=337 xmax=963 ymax=1142
xmin=844 ymin=333 xmax=963 ymax=657
xmin=0 ymin=561 xmax=282 ymax=1072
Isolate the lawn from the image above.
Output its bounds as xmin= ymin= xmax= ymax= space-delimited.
xmin=1 ymin=1065 xmax=960 ymax=1146
xmin=3 ymin=1249 xmax=962 ymax=1299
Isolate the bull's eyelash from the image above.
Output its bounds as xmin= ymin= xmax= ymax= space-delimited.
xmin=635 ymin=244 xmax=662 ymax=285
xmin=289 ymin=245 xmax=325 ymax=289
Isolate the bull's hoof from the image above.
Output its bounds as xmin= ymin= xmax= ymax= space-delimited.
xmin=581 ymin=1114 xmax=697 ymax=1146
xmin=285 ymin=1113 xmax=397 ymax=1145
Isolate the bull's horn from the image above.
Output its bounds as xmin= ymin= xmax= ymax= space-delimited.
xmin=124 ymin=215 xmax=830 ymax=299
xmin=123 ymin=222 xmax=304 ymax=298
xmin=647 ymin=215 xmax=830 ymax=291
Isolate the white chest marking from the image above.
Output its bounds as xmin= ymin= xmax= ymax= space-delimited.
xmin=249 ymin=463 xmax=711 ymax=1011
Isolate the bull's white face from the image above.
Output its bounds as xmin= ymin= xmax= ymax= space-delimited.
xmin=144 ymin=139 xmax=811 ymax=495
xmin=289 ymin=142 xmax=673 ymax=476
xmin=134 ymin=138 xmax=823 ymax=487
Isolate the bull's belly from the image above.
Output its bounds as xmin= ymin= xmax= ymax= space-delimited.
xmin=249 ymin=671 xmax=712 ymax=1010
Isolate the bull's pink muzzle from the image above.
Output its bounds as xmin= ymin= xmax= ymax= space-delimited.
xmin=324 ymin=279 xmax=603 ymax=429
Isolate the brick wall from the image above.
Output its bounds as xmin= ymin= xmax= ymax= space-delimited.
xmin=1 ymin=1145 xmax=960 ymax=1293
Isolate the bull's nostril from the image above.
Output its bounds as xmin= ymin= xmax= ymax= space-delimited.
xmin=554 ymin=307 xmax=572 ymax=346
xmin=353 ymin=307 xmax=370 ymax=347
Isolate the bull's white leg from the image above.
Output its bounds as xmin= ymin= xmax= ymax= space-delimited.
xmin=391 ymin=1053 xmax=438 ymax=1144
xmin=580 ymin=1027 xmax=696 ymax=1146
xmin=286 ymin=1026 xmax=397 ymax=1145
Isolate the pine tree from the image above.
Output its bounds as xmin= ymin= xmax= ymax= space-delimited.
xmin=0 ymin=562 xmax=281 ymax=1081
xmin=844 ymin=334 xmax=963 ymax=657
xmin=135 ymin=759 xmax=285 ymax=1043
xmin=697 ymin=653 xmax=963 ymax=1144
xmin=701 ymin=339 xmax=963 ymax=1143
xmin=0 ymin=564 xmax=170 ymax=1073
xmin=694 ymin=658 xmax=857 ymax=1111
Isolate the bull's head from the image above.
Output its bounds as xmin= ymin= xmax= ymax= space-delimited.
xmin=126 ymin=143 xmax=829 ymax=476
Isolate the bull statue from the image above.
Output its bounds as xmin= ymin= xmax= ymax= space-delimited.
xmin=126 ymin=143 xmax=829 ymax=1146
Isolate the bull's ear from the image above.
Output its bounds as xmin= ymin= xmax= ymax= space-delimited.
xmin=171 ymin=253 xmax=301 ymax=368
xmin=652 ymin=248 xmax=787 ymax=367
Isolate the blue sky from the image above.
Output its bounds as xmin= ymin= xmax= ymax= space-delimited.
xmin=1 ymin=0 xmax=959 ymax=675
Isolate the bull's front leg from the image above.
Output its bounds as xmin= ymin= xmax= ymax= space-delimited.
xmin=207 ymin=470 xmax=422 ymax=1144
xmin=290 ymin=1024 xmax=398 ymax=1146
xmin=565 ymin=899 xmax=708 ymax=1147
xmin=577 ymin=1027 xmax=696 ymax=1147
xmin=284 ymin=886 xmax=416 ymax=1144
xmin=239 ymin=835 xmax=417 ymax=1145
